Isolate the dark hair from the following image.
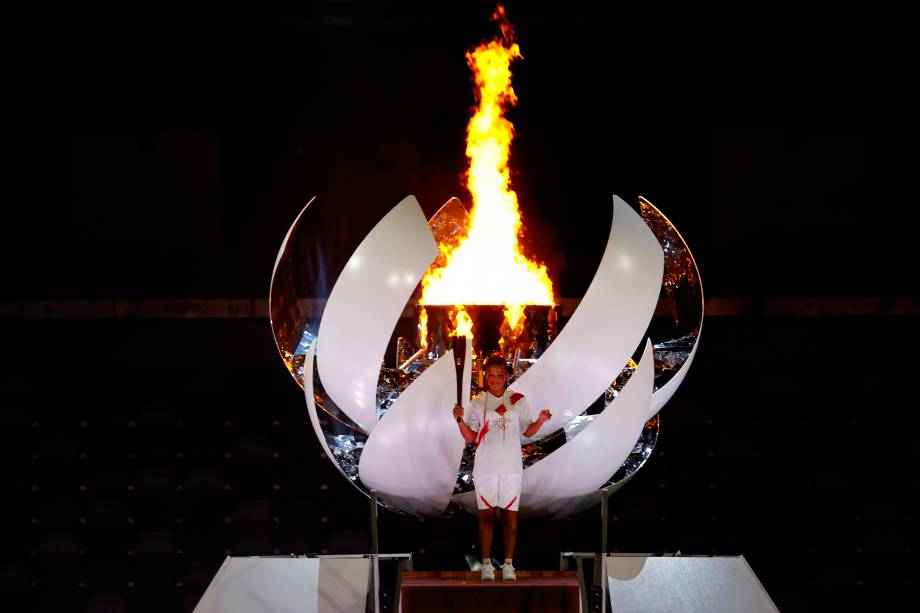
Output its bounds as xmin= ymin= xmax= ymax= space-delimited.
xmin=483 ymin=352 xmax=511 ymax=375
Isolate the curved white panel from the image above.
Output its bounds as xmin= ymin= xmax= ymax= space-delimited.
xmin=359 ymin=338 xmax=471 ymax=516
xmin=455 ymin=340 xmax=655 ymax=517
xmin=303 ymin=346 xmax=354 ymax=484
xmin=520 ymin=339 xmax=655 ymax=518
xmin=316 ymin=196 xmax=438 ymax=433
xmin=551 ymin=470 xmax=637 ymax=518
xmin=647 ymin=199 xmax=705 ymax=417
xmin=514 ymin=196 xmax=663 ymax=440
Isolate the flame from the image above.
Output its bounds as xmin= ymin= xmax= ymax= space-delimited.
xmin=418 ymin=306 xmax=429 ymax=348
xmin=419 ymin=4 xmax=554 ymax=333
xmin=452 ymin=307 xmax=475 ymax=338
xmin=504 ymin=304 xmax=525 ymax=332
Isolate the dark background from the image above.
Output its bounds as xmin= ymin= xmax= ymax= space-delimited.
xmin=6 ymin=0 xmax=918 ymax=301
xmin=2 ymin=2 xmax=917 ymax=612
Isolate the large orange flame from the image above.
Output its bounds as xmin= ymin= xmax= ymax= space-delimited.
xmin=420 ymin=4 xmax=554 ymax=337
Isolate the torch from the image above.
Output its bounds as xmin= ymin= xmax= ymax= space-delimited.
xmin=454 ymin=336 xmax=467 ymax=422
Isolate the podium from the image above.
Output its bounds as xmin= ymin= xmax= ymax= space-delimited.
xmin=400 ymin=570 xmax=580 ymax=612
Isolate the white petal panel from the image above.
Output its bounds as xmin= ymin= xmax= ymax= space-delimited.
xmin=359 ymin=338 xmax=472 ymax=516
xmin=303 ymin=345 xmax=356 ymax=484
xmin=316 ymin=196 xmax=438 ymax=433
xmin=520 ymin=339 xmax=655 ymax=517
xmin=514 ymin=196 xmax=663 ymax=440
xmin=551 ymin=472 xmax=636 ymax=518
xmin=455 ymin=340 xmax=655 ymax=517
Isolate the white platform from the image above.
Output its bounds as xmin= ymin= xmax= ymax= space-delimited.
xmin=606 ymin=554 xmax=778 ymax=613
xmin=193 ymin=555 xmax=370 ymax=613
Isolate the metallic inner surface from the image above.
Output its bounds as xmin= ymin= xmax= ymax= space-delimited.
xmin=271 ymin=196 xmax=703 ymax=516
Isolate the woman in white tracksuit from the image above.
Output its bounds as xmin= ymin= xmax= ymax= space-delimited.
xmin=453 ymin=352 xmax=551 ymax=581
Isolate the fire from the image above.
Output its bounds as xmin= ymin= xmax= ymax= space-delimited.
xmin=419 ymin=4 xmax=554 ymax=340
xmin=418 ymin=306 xmax=429 ymax=348
xmin=452 ymin=308 xmax=474 ymax=338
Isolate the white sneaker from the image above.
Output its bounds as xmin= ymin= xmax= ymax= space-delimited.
xmin=501 ymin=563 xmax=516 ymax=581
xmin=481 ymin=564 xmax=495 ymax=581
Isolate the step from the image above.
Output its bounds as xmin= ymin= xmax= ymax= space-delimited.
xmin=400 ymin=570 xmax=580 ymax=612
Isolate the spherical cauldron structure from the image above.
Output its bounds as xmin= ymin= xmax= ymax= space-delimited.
xmin=269 ymin=195 xmax=702 ymax=518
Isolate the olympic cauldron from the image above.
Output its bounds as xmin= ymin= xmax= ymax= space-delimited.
xmin=269 ymin=195 xmax=703 ymax=518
